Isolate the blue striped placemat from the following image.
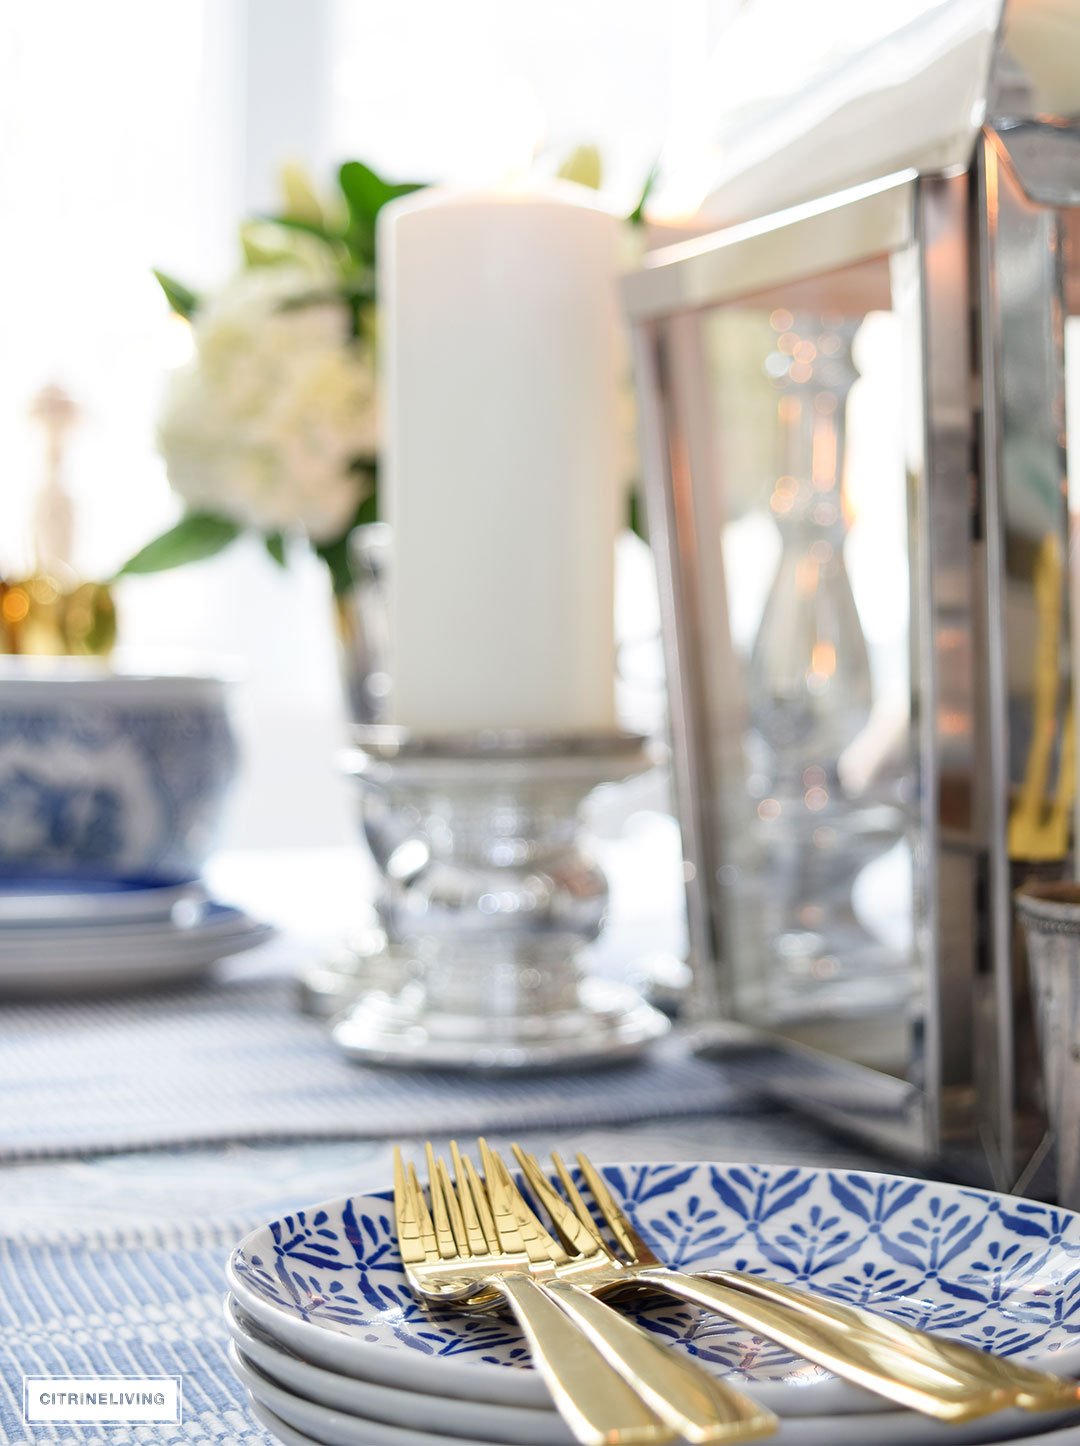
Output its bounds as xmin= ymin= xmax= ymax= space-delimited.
xmin=0 ymin=967 xmax=757 ymax=1161
xmin=0 ymin=1214 xmax=264 ymax=1444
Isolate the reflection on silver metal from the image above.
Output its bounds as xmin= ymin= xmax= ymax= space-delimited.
xmin=331 ymin=729 xmax=670 ymax=1071
xmin=337 ymin=523 xmax=392 ymax=725
xmin=296 ymin=919 xmax=399 ymax=1019
xmin=1015 ymin=883 xmax=1080 ymax=1209
xmin=625 ymin=2 xmax=1079 ymax=1185
xmin=742 ymin=317 xmax=910 ymax=1025
xmin=976 ymin=125 xmax=1073 ymax=1185
xmin=680 ymin=0 xmax=1080 ymax=231
xmin=624 ymin=171 xmax=917 ymax=324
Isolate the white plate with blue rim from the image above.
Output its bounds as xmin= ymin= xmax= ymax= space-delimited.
xmin=226 ymin=1161 xmax=1080 ymax=1422
xmin=0 ymin=873 xmax=205 ymax=926
xmin=0 ymin=900 xmax=262 ymax=954
xmin=0 ymin=902 xmax=272 ymax=994
xmin=225 ymin=1294 xmax=1080 ymax=1446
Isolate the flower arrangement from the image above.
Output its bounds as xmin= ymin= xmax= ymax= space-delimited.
xmin=121 ymin=160 xmax=421 ymax=595
xmin=121 ymin=152 xmax=653 ymax=598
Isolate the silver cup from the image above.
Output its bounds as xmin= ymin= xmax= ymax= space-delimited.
xmin=1015 ymin=881 xmax=1080 ymax=1208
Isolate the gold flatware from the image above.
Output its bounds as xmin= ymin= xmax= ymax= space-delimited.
xmin=477 ymin=1140 xmax=776 ymax=1443
xmin=394 ymin=1145 xmax=666 ymax=1446
xmin=512 ymin=1145 xmax=1026 ymax=1424
xmin=565 ymin=1151 xmax=1080 ymax=1416
xmin=394 ymin=1141 xmax=777 ymax=1445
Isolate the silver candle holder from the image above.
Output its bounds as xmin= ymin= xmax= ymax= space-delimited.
xmin=327 ymin=727 xmax=670 ymax=1070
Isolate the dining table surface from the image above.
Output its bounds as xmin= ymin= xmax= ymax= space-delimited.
xmin=0 ymin=825 xmax=1069 ymax=1446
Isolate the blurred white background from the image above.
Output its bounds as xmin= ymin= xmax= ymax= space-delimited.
xmin=0 ymin=0 xmax=736 ymax=849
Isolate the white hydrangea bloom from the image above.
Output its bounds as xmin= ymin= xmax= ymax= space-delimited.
xmin=159 ymin=267 xmax=376 ymax=544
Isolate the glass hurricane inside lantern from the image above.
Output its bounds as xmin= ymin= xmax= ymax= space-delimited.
xmin=744 ymin=315 xmax=906 ymax=1021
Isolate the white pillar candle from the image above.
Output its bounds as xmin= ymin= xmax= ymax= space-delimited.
xmin=380 ymin=186 xmax=620 ymax=734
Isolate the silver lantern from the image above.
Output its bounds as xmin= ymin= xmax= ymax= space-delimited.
xmin=626 ymin=0 xmax=1080 ymax=1190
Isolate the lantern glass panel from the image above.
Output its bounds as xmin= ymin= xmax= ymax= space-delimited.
xmin=658 ymin=254 xmax=923 ymax=1078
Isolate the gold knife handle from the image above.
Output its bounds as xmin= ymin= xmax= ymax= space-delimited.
xmin=495 ymin=1273 xmax=674 ymax=1446
xmin=705 ymin=1268 xmax=1080 ymax=1414
xmin=637 ymin=1266 xmax=1007 ymax=1424
xmin=541 ymin=1277 xmax=777 ymax=1444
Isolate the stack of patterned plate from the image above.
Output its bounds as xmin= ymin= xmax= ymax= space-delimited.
xmin=0 ymin=875 xmax=272 ymax=995
xmin=224 ymin=1161 xmax=1080 ymax=1446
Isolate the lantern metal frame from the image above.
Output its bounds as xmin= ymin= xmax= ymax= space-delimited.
xmin=624 ymin=9 xmax=1080 ymax=1187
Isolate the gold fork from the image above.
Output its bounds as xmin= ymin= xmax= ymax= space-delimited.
xmin=512 ymin=1146 xmax=1030 ymax=1424
xmin=566 ymin=1156 xmax=1080 ymax=1417
xmin=478 ymin=1140 xmax=777 ymax=1444
xmin=394 ymin=1144 xmax=667 ymax=1446
xmin=395 ymin=1141 xmax=777 ymax=1445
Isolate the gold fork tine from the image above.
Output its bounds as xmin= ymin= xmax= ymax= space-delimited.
xmin=458 ymin=1146 xmax=502 ymax=1253
xmin=483 ymin=1142 xmax=566 ymax=1263
xmin=512 ymin=1144 xmax=603 ymax=1257
xmin=477 ymin=1137 xmax=530 ymax=1256
xmin=577 ymin=1151 xmax=645 ymax=1261
xmin=435 ymin=1153 xmax=471 ymax=1258
xmin=481 ymin=1140 xmax=565 ymax=1263
xmin=551 ymin=1150 xmax=598 ymax=1230
xmin=407 ymin=1161 xmax=440 ymax=1260
xmin=423 ymin=1142 xmax=459 ymax=1260
xmin=450 ymin=1140 xmax=490 ymax=1256
xmin=392 ymin=1147 xmax=425 ymax=1267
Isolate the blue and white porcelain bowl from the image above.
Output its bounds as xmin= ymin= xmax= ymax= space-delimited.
xmin=227 ymin=1161 xmax=1080 ymax=1419
xmin=0 ymin=660 xmax=238 ymax=881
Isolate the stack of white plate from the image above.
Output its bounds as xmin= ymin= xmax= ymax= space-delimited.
xmin=224 ymin=1161 xmax=1080 ymax=1446
xmin=0 ymin=875 xmax=272 ymax=995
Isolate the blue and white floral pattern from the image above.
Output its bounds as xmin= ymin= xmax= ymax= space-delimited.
xmin=0 ymin=698 xmax=236 ymax=879
xmin=230 ymin=1162 xmax=1080 ymax=1385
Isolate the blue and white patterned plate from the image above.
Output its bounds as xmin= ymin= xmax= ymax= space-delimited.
xmin=0 ymin=874 xmax=202 ymax=925
xmin=227 ymin=1161 xmax=1080 ymax=1417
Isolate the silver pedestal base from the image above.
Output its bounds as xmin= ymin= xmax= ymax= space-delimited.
xmin=296 ymin=925 xmax=399 ymax=1019
xmin=326 ymin=728 xmax=670 ymax=1071
xmin=332 ymin=974 xmax=670 ymax=1072
xmin=301 ymin=942 xmax=692 ymax=1023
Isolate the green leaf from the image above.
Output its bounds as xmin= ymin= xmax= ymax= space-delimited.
xmin=116 ymin=512 xmax=241 ymax=577
xmin=153 ymin=269 xmax=199 ymax=319
xmin=339 ymin=161 xmax=423 ymax=223
xmin=259 ymin=213 xmax=343 ymax=246
xmin=314 ymin=468 xmax=378 ymax=596
xmin=265 ymin=533 xmax=287 ymax=567
xmin=628 ymin=160 xmax=661 ymax=227
xmin=338 ymin=161 xmax=425 ymax=266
